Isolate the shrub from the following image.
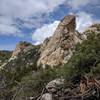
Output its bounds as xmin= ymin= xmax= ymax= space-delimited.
xmin=63 ymin=32 xmax=100 ymax=78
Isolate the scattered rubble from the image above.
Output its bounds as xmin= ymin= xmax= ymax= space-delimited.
xmin=36 ymin=77 xmax=100 ymax=100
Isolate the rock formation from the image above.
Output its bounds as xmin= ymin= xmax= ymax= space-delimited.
xmin=0 ymin=41 xmax=40 ymax=70
xmin=83 ymin=23 xmax=100 ymax=36
xmin=10 ymin=41 xmax=33 ymax=60
xmin=38 ymin=15 xmax=84 ymax=68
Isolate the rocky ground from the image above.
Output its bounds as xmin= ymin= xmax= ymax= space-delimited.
xmin=30 ymin=77 xmax=100 ymax=100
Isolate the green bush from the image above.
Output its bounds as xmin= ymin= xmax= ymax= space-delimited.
xmin=63 ymin=32 xmax=100 ymax=78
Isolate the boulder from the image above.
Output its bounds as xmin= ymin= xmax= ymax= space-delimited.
xmin=41 ymin=93 xmax=53 ymax=100
xmin=46 ymin=79 xmax=65 ymax=93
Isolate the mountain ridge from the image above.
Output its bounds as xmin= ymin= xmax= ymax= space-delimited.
xmin=0 ymin=15 xmax=100 ymax=100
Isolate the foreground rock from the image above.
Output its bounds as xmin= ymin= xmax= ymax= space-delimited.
xmin=46 ymin=78 xmax=65 ymax=93
xmin=38 ymin=15 xmax=85 ymax=68
xmin=10 ymin=41 xmax=35 ymax=60
xmin=40 ymin=77 xmax=100 ymax=100
xmin=84 ymin=23 xmax=100 ymax=35
xmin=41 ymin=93 xmax=53 ymax=100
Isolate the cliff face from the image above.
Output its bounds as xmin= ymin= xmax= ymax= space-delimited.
xmin=38 ymin=15 xmax=84 ymax=68
xmin=83 ymin=23 xmax=100 ymax=36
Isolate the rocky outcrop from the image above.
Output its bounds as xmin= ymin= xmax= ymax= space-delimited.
xmin=38 ymin=15 xmax=84 ymax=68
xmin=0 ymin=41 xmax=40 ymax=71
xmin=10 ymin=41 xmax=33 ymax=60
xmin=40 ymin=79 xmax=65 ymax=100
xmin=83 ymin=23 xmax=100 ymax=37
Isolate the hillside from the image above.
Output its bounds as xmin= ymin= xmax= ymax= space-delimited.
xmin=0 ymin=50 xmax=12 ymax=66
xmin=0 ymin=16 xmax=100 ymax=100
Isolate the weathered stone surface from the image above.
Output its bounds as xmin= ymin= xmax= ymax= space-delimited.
xmin=84 ymin=23 xmax=100 ymax=35
xmin=42 ymin=78 xmax=100 ymax=100
xmin=41 ymin=93 xmax=53 ymax=100
xmin=38 ymin=15 xmax=83 ymax=68
xmin=46 ymin=78 xmax=65 ymax=93
xmin=11 ymin=41 xmax=32 ymax=60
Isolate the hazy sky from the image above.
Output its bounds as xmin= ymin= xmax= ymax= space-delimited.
xmin=0 ymin=0 xmax=100 ymax=50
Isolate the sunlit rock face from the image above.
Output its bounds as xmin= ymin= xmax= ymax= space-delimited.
xmin=83 ymin=24 xmax=100 ymax=35
xmin=38 ymin=15 xmax=84 ymax=68
xmin=10 ymin=41 xmax=32 ymax=60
